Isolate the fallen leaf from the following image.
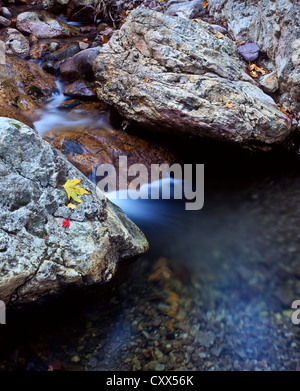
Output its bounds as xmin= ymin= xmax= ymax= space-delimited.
xmin=66 ymin=203 xmax=78 ymax=209
xmin=201 ymin=0 xmax=208 ymax=8
xmin=101 ymin=35 xmax=110 ymax=44
xmin=280 ymin=106 xmax=290 ymax=115
xmin=144 ymin=76 xmax=150 ymax=83
xmin=63 ymin=178 xmax=90 ymax=204
xmin=224 ymin=102 xmax=232 ymax=109
xmin=248 ymin=63 xmax=266 ymax=75
xmin=104 ymin=81 xmax=110 ymax=87
xmin=82 ymin=38 xmax=88 ymax=43
xmin=214 ymin=31 xmax=224 ymax=39
xmin=250 ymin=70 xmax=258 ymax=78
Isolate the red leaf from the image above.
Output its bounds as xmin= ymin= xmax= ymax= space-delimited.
xmin=62 ymin=219 xmax=70 ymax=229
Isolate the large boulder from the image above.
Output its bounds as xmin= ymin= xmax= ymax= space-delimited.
xmin=16 ymin=11 xmax=79 ymax=38
xmin=59 ymin=47 xmax=101 ymax=82
xmin=43 ymin=124 xmax=176 ymax=180
xmin=94 ymin=8 xmax=292 ymax=150
xmin=208 ymin=0 xmax=300 ymax=115
xmin=0 ymin=117 xmax=148 ymax=306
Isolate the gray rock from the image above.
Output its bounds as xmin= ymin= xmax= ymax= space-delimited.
xmin=0 ymin=16 xmax=11 ymax=27
xmin=0 ymin=28 xmax=30 ymax=57
xmin=16 ymin=11 xmax=79 ymax=38
xmin=1 ymin=7 xmax=12 ymax=18
xmin=0 ymin=117 xmax=148 ymax=306
xmin=196 ymin=331 xmax=215 ymax=347
xmin=208 ymin=0 xmax=300 ymax=114
xmin=165 ymin=0 xmax=206 ymax=19
xmin=60 ymin=47 xmax=101 ymax=81
xmin=259 ymin=71 xmax=279 ymax=94
xmin=238 ymin=42 xmax=260 ymax=62
xmin=94 ymin=8 xmax=292 ymax=150
xmin=210 ymin=24 xmax=227 ymax=34
xmin=49 ymin=42 xmax=60 ymax=52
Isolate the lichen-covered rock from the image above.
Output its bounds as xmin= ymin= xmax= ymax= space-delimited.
xmin=208 ymin=0 xmax=300 ymax=114
xmin=94 ymin=8 xmax=292 ymax=150
xmin=0 ymin=28 xmax=30 ymax=57
xmin=0 ymin=117 xmax=148 ymax=306
xmin=16 ymin=11 xmax=79 ymax=38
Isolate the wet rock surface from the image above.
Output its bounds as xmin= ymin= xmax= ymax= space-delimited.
xmin=43 ymin=124 xmax=176 ymax=181
xmin=16 ymin=11 xmax=79 ymax=38
xmin=94 ymin=8 xmax=292 ymax=150
xmin=0 ymin=117 xmax=148 ymax=307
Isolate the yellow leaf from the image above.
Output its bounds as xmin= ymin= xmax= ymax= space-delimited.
xmin=201 ymin=0 xmax=208 ymax=8
xmin=66 ymin=203 xmax=78 ymax=209
xmin=104 ymin=81 xmax=110 ymax=87
xmin=280 ymin=107 xmax=289 ymax=115
xmin=214 ymin=31 xmax=224 ymax=39
xmin=248 ymin=63 xmax=266 ymax=75
xmin=63 ymin=178 xmax=90 ymax=204
xmin=250 ymin=70 xmax=258 ymax=78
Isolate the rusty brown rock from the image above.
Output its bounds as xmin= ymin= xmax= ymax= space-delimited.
xmin=43 ymin=126 xmax=177 ymax=186
xmin=0 ymin=56 xmax=57 ymax=126
xmin=63 ymin=80 xmax=97 ymax=100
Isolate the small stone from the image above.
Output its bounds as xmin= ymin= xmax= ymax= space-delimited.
xmin=196 ymin=331 xmax=215 ymax=347
xmin=79 ymin=42 xmax=89 ymax=50
xmin=49 ymin=42 xmax=59 ymax=52
xmin=211 ymin=346 xmax=222 ymax=357
xmin=70 ymin=355 xmax=80 ymax=363
xmin=1 ymin=7 xmax=12 ymax=18
xmin=238 ymin=42 xmax=260 ymax=62
xmin=259 ymin=71 xmax=279 ymax=93
xmin=198 ymin=352 xmax=207 ymax=358
xmin=0 ymin=16 xmax=11 ymax=27
xmin=143 ymin=360 xmax=159 ymax=371
xmin=155 ymin=363 xmax=166 ymax=371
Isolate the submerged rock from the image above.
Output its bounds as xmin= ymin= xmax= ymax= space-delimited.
xmin=16 ymin=11 xmax=79 ymax=38
xmin=0 ymin=117 xmax=148 ymax=306
xmin=94 ymin=8 xmax=292 ymax=150
xmin=43 ymin=125 xmax=176 ymax=182
xmin=63 ymin=80 xmax=97 ymax=100
xmin=208 ymin=0 xmax=300 ymax=114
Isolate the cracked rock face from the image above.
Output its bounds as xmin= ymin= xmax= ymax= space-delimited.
xmin=208 ymin=0 xmax=300 ymax=115
xmin=0 ymin=117 xmax=148 ymax=307
xmin=94 ymin=8 xmax=292 ymax=150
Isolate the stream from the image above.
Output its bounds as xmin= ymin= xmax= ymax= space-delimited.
xmin=1 ymin=83 xmax=300 ymax=371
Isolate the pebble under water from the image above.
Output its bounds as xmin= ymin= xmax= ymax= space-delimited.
xmin=1 ymin=89 xmax=300 ymax=371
